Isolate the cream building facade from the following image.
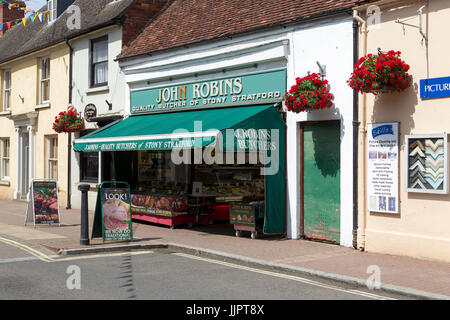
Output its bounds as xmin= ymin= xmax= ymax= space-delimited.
xmin=0 ymin=44 xmax=70 ymax=206
xmin=354 ymin=0 xmax=450 ymax=262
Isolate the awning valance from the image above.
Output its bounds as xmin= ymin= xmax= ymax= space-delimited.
xmin=74 ymin=105 xmax=281 ymax=152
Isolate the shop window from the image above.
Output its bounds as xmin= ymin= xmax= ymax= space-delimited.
xmin=80 ymin=152 xmax=99 ymax=183
xmin=91 ymin=36 xmax=108 ymax=87
xmin=0 ymin=138 xmax=10 ymax=181
xmin=46 ymin=135 xmax=58 ymax=179
xmin=3 ymin=70 xmax=11 ymax=111
xmin=40 ymin=57 xmax=51 ymax=104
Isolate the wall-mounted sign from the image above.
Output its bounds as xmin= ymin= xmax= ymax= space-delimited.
xmin=420 ymin=77 xmax=450 ymax=99
xmin=405 ymin=134 xmax=448 ymax=194
xmin=130 ymin=69 xmax=286 ymax=115
xmin=367 ymin=122 xmax=399 ymax=214
xmin=84 ymin=104 xmax=97 ymax=120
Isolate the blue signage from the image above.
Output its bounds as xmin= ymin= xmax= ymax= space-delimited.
xmin=372 ymin=124 xmax=394 ymax=138
xmin=420 ymin=77 xmax=450 ymax=99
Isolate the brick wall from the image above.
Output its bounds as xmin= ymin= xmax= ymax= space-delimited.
xmin=0 ymin=1 xmax=25 ymax=36
xmin=122 ymin=0 xmax=169 ymax=48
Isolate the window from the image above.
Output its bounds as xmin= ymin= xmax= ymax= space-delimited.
xmin=3 ymin=70 xmax=11 ymax=111
xmin=79 ymin=130 xmax=99 ymax=182
xmin=47 ymin=0 xmax=57 ymax=23
xmin=46 ymin=136 xmax=58 ymax=179
xmin=40 ymin=58 xmax=50 ymax=104
xmin=80 ymin=152 xmax=99 ymax=182
xmin=91 ymin=37 xmax=108 ymax=87
xmin=0 ymin=138 xmax=10 ymax=181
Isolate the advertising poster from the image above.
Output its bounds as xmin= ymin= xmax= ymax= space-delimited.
xmin=367 ymin=122 xmax=399 ymax=214
xmin=131 ymin=194 xmax=189 ymax=217
xmin=101 ymin=185 xmax=133 ymax=241
xmin=31 ymin=180 xmax=60 ymax=225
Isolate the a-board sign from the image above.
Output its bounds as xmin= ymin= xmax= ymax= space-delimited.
xmin=26 ymin=180 xmax=60 ymax=225
xmin=92 ymin=181 xmax=133 ymax=241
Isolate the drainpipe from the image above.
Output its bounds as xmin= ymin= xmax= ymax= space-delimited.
xmin=65 ymin=38 xmax=74 ymax=209
xmin=353 ymin=10 xmax=368 ymax=250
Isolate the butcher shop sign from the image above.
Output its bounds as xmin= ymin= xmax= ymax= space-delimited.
xmin=92 ymin=181 xmax=133 ymax=242
xmin=25 ymin=180 xmax=61 ymax=226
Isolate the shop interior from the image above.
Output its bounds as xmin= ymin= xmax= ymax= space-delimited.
xmin=105 ymin=149 xmax=266 ymax=238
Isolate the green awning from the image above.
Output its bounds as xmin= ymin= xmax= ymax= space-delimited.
xmin=74 ymin=105 xmax=277 ymax=152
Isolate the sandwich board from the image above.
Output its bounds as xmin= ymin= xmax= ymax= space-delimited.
xmin=91 ymin=181 xmax=133 ymax=242
xmin=25 ymin=179 xmax=61 ymax=226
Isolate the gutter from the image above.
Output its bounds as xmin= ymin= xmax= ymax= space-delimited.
xmin=352 ymin=10 xmax=369 ymax=250
xmin=65 ymin=38 xmax=74 ymax=210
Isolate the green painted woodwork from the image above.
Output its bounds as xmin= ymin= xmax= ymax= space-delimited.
xmin=302 ymin=122 xmax=340 ymax=243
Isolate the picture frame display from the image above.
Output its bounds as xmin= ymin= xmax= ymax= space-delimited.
xmin=405 ymin=134 xmax=448 ymax=194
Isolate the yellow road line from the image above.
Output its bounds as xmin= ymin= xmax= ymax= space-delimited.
xmin=0 ymin=236 xmax=154 ymax=263
xmin=0 ymin=236 xmax=54 ymax=262
xmin=172 ymin=252 xmax=396 ymax=300
xmin=51 ymin=250 xmax=154 ymax=262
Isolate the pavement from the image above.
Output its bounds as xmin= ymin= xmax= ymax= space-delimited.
xmin=1 ymin=198 xmax=450 ymax=300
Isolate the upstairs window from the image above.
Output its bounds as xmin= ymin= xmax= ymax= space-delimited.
xmin=48 ymin=0 xmax=57 ymax=23
xmin=40 ymin=57 xmax=50 ymax=104
xmin=3 ymin=70 xmax=11 ymax=111
xmin=91 ymin=36 xmax=108 ymax=88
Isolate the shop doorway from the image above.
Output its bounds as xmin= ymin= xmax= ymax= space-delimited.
xmin=300 ymin=121 xmax=340 ymax=243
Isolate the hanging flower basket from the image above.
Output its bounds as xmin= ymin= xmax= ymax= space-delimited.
xmin=348 ymin=50 xmax=411 ymax=95
xmin=53 ymin=106 xmax=85 ymax=133
xmin=283 ymin=73 xmax=334 ymax=113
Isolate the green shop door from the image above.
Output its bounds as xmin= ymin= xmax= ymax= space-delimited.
xmin=301 ymin=122 xmax=340 ymax=243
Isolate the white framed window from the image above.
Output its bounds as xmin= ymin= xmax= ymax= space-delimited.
xmin=40 ymin=57 xmax=50 ymax=104
xmin=47 ymin=0 xmax=57 ymax=23
xmin=46 ymin=135 xmax=58 ymax=179
xmin=3 ymin=70 xmax=11 ymax=111
xmin=0 ymin=138 xmax=10 ymax=181
xmin=91 ymin=36 xmax=108 ymax=87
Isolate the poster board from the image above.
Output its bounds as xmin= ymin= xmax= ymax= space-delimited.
xmin=25 ymin=179 xmax=60 ymax=226
xmin=92 ymin=181 xmax=133 ymax=242
xmin=367 ymin=122 xmax=399 ymax=214
xmin=405 ymin=134 xmax=448 ymax=194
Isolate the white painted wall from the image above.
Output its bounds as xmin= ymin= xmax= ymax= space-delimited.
xmin=120 ymin=15 xmax=355 ymax=245
xmin=286 ymin=18 xmax=355 ymax=246
xmin=70 ymin=26 xmax=126 ymax=210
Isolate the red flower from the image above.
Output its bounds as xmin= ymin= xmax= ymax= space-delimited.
xmin=348 ymin=50 xmax=411 ymax=95
xmin=283 ymin=73 xmax=334 ymax=113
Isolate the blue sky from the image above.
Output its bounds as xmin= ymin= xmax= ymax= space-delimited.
xmin=25 ymin=0 xmax=47 ymax=13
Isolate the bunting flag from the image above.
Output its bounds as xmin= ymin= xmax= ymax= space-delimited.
xmin=0 ymin=1 xmax=54 ymax=33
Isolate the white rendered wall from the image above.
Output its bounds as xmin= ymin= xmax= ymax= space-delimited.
xmin=286 ymin=18 xmax=355 ymax=246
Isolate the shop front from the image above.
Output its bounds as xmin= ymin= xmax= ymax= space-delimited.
xmin=74 ymin=70 xmax=287 ymax=238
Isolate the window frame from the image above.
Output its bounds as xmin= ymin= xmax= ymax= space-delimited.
xmin=80 ymin=152 xmax=99 ymax=183
xmin=90 ymin=36 xmax=109 ymax=88
xmin=0 ymin=138 xmax=10 ymax=181
xmin=39 ymin=57 xmax=51 ymax=104
xmin=46 ymin=135 xmax=58 ymax=180
xmin=47 ymin=0 xmax=57 ymax=23
xmin=3 ymin=70 xmax=11 ymax=111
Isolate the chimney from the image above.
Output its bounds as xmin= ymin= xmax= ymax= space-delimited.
xmin=0 ymin=0 xmax=25 ymax=36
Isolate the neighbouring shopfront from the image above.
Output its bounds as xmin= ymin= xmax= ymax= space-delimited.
xmin=74 ymin=69 xmax=287 ymax=238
